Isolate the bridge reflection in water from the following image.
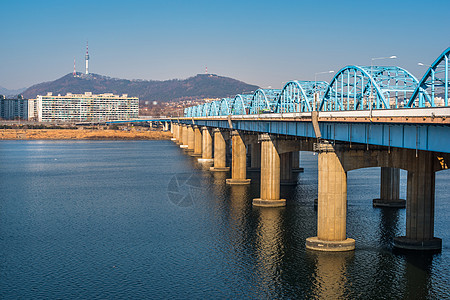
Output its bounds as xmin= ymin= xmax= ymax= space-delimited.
xmin=180 ymin=147 xmax=449 ymax=297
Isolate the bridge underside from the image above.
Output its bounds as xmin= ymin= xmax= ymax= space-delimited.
xmin=170 ymin=120 xmax=449 ymax=253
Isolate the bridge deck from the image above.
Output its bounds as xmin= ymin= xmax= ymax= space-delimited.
xmin=175 ymin=107 xmax=450 ymax=154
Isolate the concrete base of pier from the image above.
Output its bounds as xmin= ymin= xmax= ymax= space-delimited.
xmin=280 ymin=180 xmax=297 ymax=186
xmin=252 ymin=198 xmax=286 ymax=207
xmin=372 ymin=198 xmax=406 ymax=208
xmin=180 ymin=145 xmax=188 ymax=148
xmin=171 ymin=138 xmax=176 ymax=141
xmin=210 ymin=167 xmax=230 ymax=172
xmin=306 ymin=237 xmax=355 ymax=252
xmin=226 ymin=178 xmax=251 ymax=185
xmin=198 ymin=158 xmax=214 ymax=163
xmin=393 ymin=236 xmax=442 ymax=251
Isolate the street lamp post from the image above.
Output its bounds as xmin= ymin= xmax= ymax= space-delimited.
xmin=314 ymin=70 xmax=334 ymax=111
xmin=418 ymin=62 xmax=435 ymax=105
xmin=369 ymin=55 xmax=397 ymax=116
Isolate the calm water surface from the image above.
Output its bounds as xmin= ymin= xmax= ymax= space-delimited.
xmin=0 ymin=140 xmax=449 ymax=299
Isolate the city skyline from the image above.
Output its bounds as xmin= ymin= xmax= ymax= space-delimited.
xmin=1 ymin=0 xmax=449 ymax=90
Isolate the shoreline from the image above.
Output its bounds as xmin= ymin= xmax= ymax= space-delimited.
xmin=0 ymin=129 xmax=172 ymax=140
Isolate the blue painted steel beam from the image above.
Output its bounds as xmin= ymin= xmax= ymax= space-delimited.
xmin=177 ymin=119 xmax=450 ymax=153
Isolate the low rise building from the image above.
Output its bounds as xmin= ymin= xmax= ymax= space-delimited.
xmin=32 ymin=92 xmax=139 ymax=122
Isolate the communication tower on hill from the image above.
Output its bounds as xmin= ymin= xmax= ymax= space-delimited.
xmin=85 ymin=41 xmax=89 ymax=75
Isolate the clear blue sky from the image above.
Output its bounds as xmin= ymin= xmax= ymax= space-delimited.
xmin=1 ymin=0 xmax=449 ymax=90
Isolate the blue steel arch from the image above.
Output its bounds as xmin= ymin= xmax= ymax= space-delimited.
xmin=202 ymin=102 xmax=212 ymax=117
xmin=196 ymin=103 xmax=204 ymax=117
xmin=219 ymin=98 xmax=234 ymax=115
xmin=208 ymin=101 xmax=220 ymax=116
xmin=192 ymin=106 xmax=198 ymax=117
xmin=184 ymin=106 xmax=192 ymax=117
xmin=250 ymin=89 xmax=280 ymax=114
xmin=408 ymin=47 xmax=450 ymax=108
xmin=320 ymin=66 xmax=420 ymax=111
xmin=277 ymin=80 xmax=328 ymax=113
xmin=232 ymin=94 xmax=252 ymax=115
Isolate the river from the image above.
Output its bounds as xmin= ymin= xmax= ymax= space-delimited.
xmin=0 ymin=140 xmax=449 ymax=299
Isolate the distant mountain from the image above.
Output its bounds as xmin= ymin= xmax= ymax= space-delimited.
xmin=0 ymin=86 xmax=27 ymax=97
xmin=21 ymin=73 xmax=259 ymax=102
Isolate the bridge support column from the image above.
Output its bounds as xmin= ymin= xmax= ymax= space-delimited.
xmin=186 ymin=125 xmax=195 ymax=152
xmin=171 ymin=123 xmax=178 ymax=142
xmin=373 ymin=168 xmax=405 ymax=208
xmin=248 ymin=143 xmax=261 ymax=171
xmin=180 ymin=124 xmax=188 ymax=148
xmin=198 ymin=127 xmax=213 ymax=162
xmin=227 ymin=131 xmax=250 ymax=185
xmin=306 ymin=144 xmax=355 ymax=251
xmin=253 ymin=134 xmax=286 ymax=207
xmin=394 ymin=152 xmax=441 ymax=251
xmin=210 ymin=129 xmax=230 ymax=172
xmin=292 ymin=151 xmax=304 ymax=172
xmin=163 ymin=122 xmax=169 ymax=131
xmin=178 ymin=124 xmax=183 ymax=144
xmin=192 ymin=125 xmax=202 ymax=157
xmin=280 ymin=152 xmax=296 ymax=185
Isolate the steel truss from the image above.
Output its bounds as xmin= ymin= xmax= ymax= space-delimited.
xmin=183 ymin=48 xmax=449 ymax=117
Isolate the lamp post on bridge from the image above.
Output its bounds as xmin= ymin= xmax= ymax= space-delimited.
xmin=370 ymin=55 xmax=397 ymax=116
xmin=418 ymin=62 xmax=436 ymax=106
xmin=314 ymin=70 xmax=334 ymax=111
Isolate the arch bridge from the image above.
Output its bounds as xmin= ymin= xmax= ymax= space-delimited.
xmin=173 ymin=48 xmax=450 ymax=253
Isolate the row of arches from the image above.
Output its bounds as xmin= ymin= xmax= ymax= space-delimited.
xmin=185 ymin=48 xmax=450 ymax=117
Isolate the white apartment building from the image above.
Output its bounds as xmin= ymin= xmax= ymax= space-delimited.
xmin=31 ymin=92 xmax=139 ymax=122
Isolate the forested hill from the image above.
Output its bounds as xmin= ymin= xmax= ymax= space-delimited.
xmin=22 ymin=73 xmax=260 ymax=101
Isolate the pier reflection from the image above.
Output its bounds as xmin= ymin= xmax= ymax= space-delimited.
xmin=253 ymin=207 xmax=286 ymax=290
xmin=403 ymin=254 xmax=434 ymax=299
xmin=308 ymin=251 xmax=354 ymax=299
xmin=378 ymin=206 xmax=401 ymax=246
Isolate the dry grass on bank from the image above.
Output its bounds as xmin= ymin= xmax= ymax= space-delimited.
xmin=0 ymin=129 xmax=172 ymax=140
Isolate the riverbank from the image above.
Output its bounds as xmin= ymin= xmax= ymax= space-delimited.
xmin=0 ymin=129 xmax=172 ymax=140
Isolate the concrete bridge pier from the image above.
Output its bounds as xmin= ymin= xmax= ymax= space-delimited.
xmin=394 ymin=152 xmax=442 ymax=251
xmin=178 ymin=124 xmax=183 ymax=145
xmin=192 ymin=125 xmax=202 ymax=157
xmin=180 ymin=124 xmax=188 ymax=148
xmin=292 ymin=151 xmax=304 ymax=172
xmin=198 ymin=127 xmax=214 ymax=163
xmin=306 ymin=143 xmax=355 ymax=251
xmin=253 ymin=134 xmax=286 ymax=207
xmin=210 ymin=129 xmax=230 ymax=172
xmin=248 ymin=143 xmax=261 ymax=171
xmin=186 ymin=125 xmax=195 ymax=152
xmin=171 ymin=123 xmax=178 ymax=142
xmin=171 ymin=123 xmax=177 ymax=141
xmin=373 ymin=168 xmax=406 ymax=208
xmin=226 ymin=131 xmax=251 ymax=185
xmin=280 ymin=152 xmax=297 ymax=185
